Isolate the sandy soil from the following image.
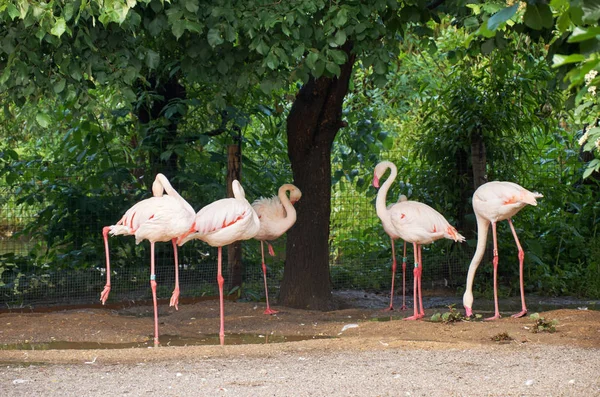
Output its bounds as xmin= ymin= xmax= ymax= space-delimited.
xmin=0 ymin=291 xmax=599 ymax=396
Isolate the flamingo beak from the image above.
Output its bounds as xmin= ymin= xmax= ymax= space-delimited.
xmin=373 ymin=174 xmax=380 ymax=189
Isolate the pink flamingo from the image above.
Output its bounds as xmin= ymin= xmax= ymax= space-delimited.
xmin=384 ymin=194 xmax=409 ymax=312
xmin=252 ymin=184 xmax=302 ymax=315
xmin=373 ymin=161 xmax=465 ymax=320
xmin=102 ymin=173 xmax=195 ymax=346
xmin=178 ymin=179 xmax=260 ymax=345
xmin=463 ymin=181 xmax=543 ymax=320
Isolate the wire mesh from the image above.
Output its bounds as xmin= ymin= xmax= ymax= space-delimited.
xmin=0 ymin=139 xmax=578 ymax=308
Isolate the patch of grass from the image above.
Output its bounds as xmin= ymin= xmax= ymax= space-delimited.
xmin=491 ymin=331 xmax=513 ymax=342
xmin=430 ymin=304 xmax=466 ymax=323
xmin=529 ymin=313 xmax=558 ymax=333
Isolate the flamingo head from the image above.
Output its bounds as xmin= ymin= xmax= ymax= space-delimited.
xmin=289 ymin=186 xmax=302 ymax=205
xmin=464 ymin=306 xmax=473 ymax=317
xmin=373 ymin=174 xmax=380 ymax=189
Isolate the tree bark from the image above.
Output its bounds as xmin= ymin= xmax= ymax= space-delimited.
xmin=279 ymin=43 xmax=356 ymax=310
xmin=470 ymin=129 xmax=487 ymax=190
xmin=136 ymin=75 xmax=186 ymax=181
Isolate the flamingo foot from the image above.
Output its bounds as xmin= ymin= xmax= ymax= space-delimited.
xmin=382 ymin=306 xmax=394 ymax=312
xmin=511 ymin=310 xmax=527 ymax=318
xmin=399 ymin=305 xmax=408 ymax=311
xmin=268 ymin=244 xmax=275 ymax=257
xmin=100 ymin=285 xmax=111 ymax=304
xmin=263 ymin=307 xmax=279 ymax=315
xmin=169 ymin=288 xmax=180 ymax=310
xmin=219 ymin=333 xmax=225 ymax=346
xmin=404 ymin=315 xmax=421 ymax=321
xmin=484 ymin=314 xmax=502 ymax=321
xmin=417 ymin=313 xmax=425 ymax=319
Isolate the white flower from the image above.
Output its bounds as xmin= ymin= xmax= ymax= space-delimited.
xmin=588 ymin=85 xmax=597 ymax=95
xmin=585 ymin=70 xmax=598 ymax=85
xmin=596 ymin=138 xmax=600 ymax=151
xmin=578 ymin=130 xmax=589 ymax=146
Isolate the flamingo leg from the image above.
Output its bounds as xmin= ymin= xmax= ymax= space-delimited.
xmin=486 ymin=221 xmax=501 ymax=321
xmin=508 ymin=219 xmax=527 ymax=318
xmin=150 ymin=242 xmax=160 ymax=346
xmin=217 ymin=246 xmax=225 ymax=346
xmin=416 ymin=244 xmax=424 ymax=318
xmin=101 ymin=227 xmax=112 ymax=304
xmin=261 ymin=241 xmax=278 ymax=315
xmin=401 ymin=241 xmax=408 ymax=311
xmin=405 ymin=243 xmax=420 ymax=320
xmin=169 ymin=238 xmax=180 ymax=310
xmin=383 ymin=237 xmax=397 ymax=312
xmin=267 ymin=242 xmax=276 ymax=257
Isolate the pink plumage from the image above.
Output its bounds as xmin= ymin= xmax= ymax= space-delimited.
xmin=463 ymin=181 xmax=543 ymax=320
xmin=252 ymin=184 xmax=302 ymax=314
xmin=178 ymin=179 xmax=259 ymax=345
xmin=102 ymin=173 xmax=195 ymax=346
xmin=374 ymin=161 xmax=464 ymax=320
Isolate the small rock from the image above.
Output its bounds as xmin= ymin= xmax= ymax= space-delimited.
xmin=13 ymin=379 xmax=29 ymax=385
xmin=525 ymin=379 xmax=534 ymax=386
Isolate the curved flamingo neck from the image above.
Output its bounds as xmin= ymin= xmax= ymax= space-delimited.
xmin=232 ymin=180 xmax=246 ymax=200
xmin=375 ymin=163 xmax=397 ymax=222
xmin=463 ymin=213 xmax=490 ymax=309
xmin=278 ymin=185 xmax=297 ymax=227
xmin=154 ymin=173 xmax=195 ymax=214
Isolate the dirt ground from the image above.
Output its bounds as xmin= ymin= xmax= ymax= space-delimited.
xmin=1 ymin=291 xmax=599 ymax=396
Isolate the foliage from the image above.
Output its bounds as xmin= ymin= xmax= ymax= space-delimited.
xmin=430 ymin=304 xmax=466 ymax=323
xmin=529 ymin=312 xmax=558 ymax=333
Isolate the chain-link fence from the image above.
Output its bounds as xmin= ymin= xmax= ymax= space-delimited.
xmin=0 ymin=141 xmax=576 ymax=309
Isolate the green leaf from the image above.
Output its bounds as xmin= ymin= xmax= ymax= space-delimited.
xmin=568 ymin=26 xmax=600 ymax=43
xmin=51 ymin=17 xmax=67 ymax=38
xmin=332 ymin=30 xmax=347 ymax=47
xmin=552 ymin=54 xmax=586 ymax=67
xmin=583 ymin=166 xmax=595 ymax=179
xmin=329 ymin=49 xmax=347 ymax=64
xmin=306 ymin=51 xmax=319 ymax=69
xmin=7 ymin=4 xmax=20 ymax=20
xmin=326 ymin=61 xmax=341 ymax=76
xmin=524 ymin=4 xmax=553 ymax=30
xmin=145 ymin=49 xmax=160 ymax=69
xmin=487 ymin=4 xmax=519 ymax=31
xmin=207 ymin=28 xmax=224 ymax=47
xmin=172 ymin=22 xmax=185 ymax=39
xmin=582 ymin=0 xmax=600 ymax=23
xmin=53 ymin=79 xmax=66 ymax=94
xmin=481 ymin=38 xmax=495 ymax=55
xmin=36 ymin=113 xmax=51 ymax=128
xmin=185 ymin=0 xmax=200 ymax=13
xmin=333 ymin=8 xmax=348 ymax=27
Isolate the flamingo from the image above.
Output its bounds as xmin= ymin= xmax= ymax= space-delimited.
xmin=463 ymin=181 xmax=543 ymax=320
xmin=373 ymin=161 xmax=465 ymax=320
xmin=102 ymin=173 xmax=195 ymax=346
xmin=383 ymin=194 xmax=409 ymax=312
xmin=252 ymin=184 xmax=302 ymax=315
xmin=178 ymin=179 xmax=260 ymax=345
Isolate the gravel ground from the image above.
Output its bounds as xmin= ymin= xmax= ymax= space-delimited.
xmin=2 ymin=344 xmax=599 ymax=397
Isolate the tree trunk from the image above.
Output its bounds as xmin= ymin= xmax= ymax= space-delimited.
xmin=227 ymin=144 xmax=243 ymax=290
xmin=136 ymin=75 xmax=186 ymax=181
xmin=471 ymin=129 xmax=487 ymax=190
xmin=279 ymin=43 xmax=356 ymax=311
